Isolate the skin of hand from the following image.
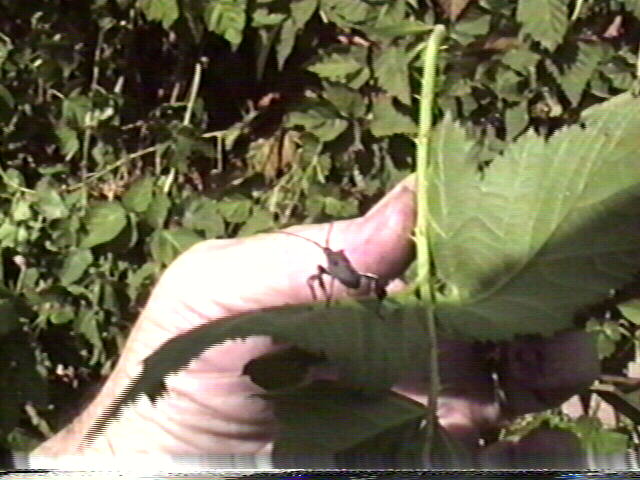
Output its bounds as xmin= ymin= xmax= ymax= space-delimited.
xmin=32 ymin=174 xmax=600 ymax=459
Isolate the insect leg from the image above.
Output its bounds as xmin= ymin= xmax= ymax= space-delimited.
xmin=361 ymin=273 xmax=389 ymax=301
xmin=327 ymin=273 xmax=336 ymax=307
xmin=307 ymin=265 xmax=330 ymax=303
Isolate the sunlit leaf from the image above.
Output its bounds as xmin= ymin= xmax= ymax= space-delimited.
xmin=217 ymin=196 xmax=252 ymax=223
xmin=618 ymin=299 xmax=640 ymax=325
xmin=138 ymin=0 xmax=179 ymax=29
xmin=323 ymin=84 xmax=366 ymax=118
xmin=504 ymin=101 xmax=529 ymax=140
xmin=204 ymin=0 xmax=246 ymax=49
xmin=291 ymin=0 xmax=317 ymax=26
xmin=516 ymin=0 xmax=568 ymax=50
xmin=431 ymin=93 xmax=640 ymax=340
xmin=622 ymin=0 xmax=640 ymax=20
xmin=35 ymin=181 xmax=69 ymax=220
xmin=276 ymin=18 xmax=297 ymax=70
xmin=374 ymin=46 xmax=411 ymax=105
xmin=54 ymin=124 xmax=79 ymax=160
xmin=370 ymin=95 xmax=416 ymax=137
xmin=183 ymin=199 xmax=225 ymax=237
xmin=320 ymin=0 xmax=371 ymax=27
xmin=501 ymin=47 xmax=540 ymax=74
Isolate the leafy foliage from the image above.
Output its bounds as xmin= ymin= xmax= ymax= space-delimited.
xmin=516 ymin=0 xmax=569 ymax=50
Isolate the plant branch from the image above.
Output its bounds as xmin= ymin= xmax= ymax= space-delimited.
xmin=570 ymin=0 xmax=585 ymax=22
xmin=183 ymin=60 xmax=203 ymax=126
xmin=415 ymin=23 xmax=446 ymax=462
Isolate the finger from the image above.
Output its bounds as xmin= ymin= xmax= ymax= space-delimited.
xmin=278 ymin=174 xmax=416 ymax=301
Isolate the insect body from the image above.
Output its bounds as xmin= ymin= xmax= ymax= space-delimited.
xmin=277 ymin=225 xmax=388 ymax=304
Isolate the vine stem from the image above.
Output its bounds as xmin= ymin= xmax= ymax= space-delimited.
xmin=570 ymin=0 xmax=585 ymax=21
xmin=415 ymin=23 xmax=446 ymax=462
xmin=183 ymin=60 xmax=203 ymax=127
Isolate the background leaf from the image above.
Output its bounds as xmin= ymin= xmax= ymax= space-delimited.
xmin=80 ymin=202 xmax=128 ymax=248
xmin=373 ymin=47 xmax=411 ymax=105
xmin=204 ymin=0 xmax=247 ymax=49
xmin=550 ymin=42 xmax=605 ymax=106
xmin=58 ymin=249 xmax=93 ymax=286
xmin=122 ymin=177 xmax=154 ymax=213
xmin=516 ymin=0 xmax=569 ymax=50
xmin=149 ymin=228 xmax=202 ymax=265
xmin=138 ymin=0 xmax=179 ymax=28
xmin=370 ymin=96 xmax=416 ymax=137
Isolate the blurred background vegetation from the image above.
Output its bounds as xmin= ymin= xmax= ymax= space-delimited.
xmin=1 ymin=0 xmax=640 ymax=454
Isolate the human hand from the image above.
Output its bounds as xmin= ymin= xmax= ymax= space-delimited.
xmin=32 ymin=174 xmax=600 ymax=467
xmin=34 ymin=176 xmax=417 ymax=456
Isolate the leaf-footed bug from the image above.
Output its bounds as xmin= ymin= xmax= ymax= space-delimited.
xmin=276 ymin=223 xmax=389 ymax=305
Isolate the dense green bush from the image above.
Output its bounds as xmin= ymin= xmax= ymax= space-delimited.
xmin=2 ymin=0 xmax=640 ymax=456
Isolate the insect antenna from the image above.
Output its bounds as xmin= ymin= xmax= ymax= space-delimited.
xmin=324 ymin=222 xmax=334 ymax=249
xmin=276 ymin=230 xmax=326 ymax=250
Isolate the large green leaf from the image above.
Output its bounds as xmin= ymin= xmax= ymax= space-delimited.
xmin=430 ymin=93 xmax=640 ymax=340
xmin=516 ymin=0 xmax=568 ymax=50
xmin=84 ymin=299 xmax=429 ymax=441
xmin=270 ymin=380 xmax=424 ymax=457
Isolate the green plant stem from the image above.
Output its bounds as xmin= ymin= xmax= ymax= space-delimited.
xmin=570 ymin=0 xmax=585 ymax=21
xmin=183 ymin=60 xmax=203 ymax=126
xmin=415 ymin=23 xmax=446 ymax=462
xmin=67 ymin=145 xmax=158 ymax=191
